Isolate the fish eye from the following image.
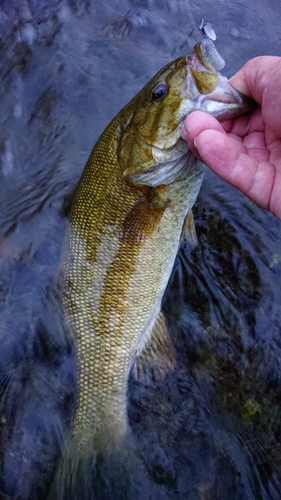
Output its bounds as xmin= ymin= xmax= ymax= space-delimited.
xmin=150 ymin=82 xmax=168 ymax=102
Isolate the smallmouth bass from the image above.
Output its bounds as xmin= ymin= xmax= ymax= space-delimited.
xmin=52 ymin=23 xmax=255 ymax=497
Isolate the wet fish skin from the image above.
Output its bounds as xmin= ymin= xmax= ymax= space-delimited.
xmin=60 ymin=30 xmax=255 ymax=464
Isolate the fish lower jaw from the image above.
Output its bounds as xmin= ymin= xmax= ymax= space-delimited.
xmin=197 ymin=76 xmax=254 ymax=118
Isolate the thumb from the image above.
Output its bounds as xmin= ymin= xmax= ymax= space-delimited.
xmin=188 ymin=128 xmax=274 ymax=213
xmin=193 ymin=128 xmax=243 ymax=178
xmin=182 ymin=111 xmax=244 ymax=178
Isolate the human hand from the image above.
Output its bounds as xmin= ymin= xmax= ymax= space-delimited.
xmin=182 ymin=56 xmax=281 ymax=220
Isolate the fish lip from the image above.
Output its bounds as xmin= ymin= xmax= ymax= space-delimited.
xmin=186 ymin=52 xmax=256 ymax=120
xmin=201 ymin=77 xmax=256 ymax=119
xmin=205 ymin=78 xmax=244 ymax=105
xmin=186 ymin=65 xmax=256 ymax=120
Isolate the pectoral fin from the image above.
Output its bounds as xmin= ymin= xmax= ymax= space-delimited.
xmin=119 ymin=192 xmax=165 ymax=244
xmin=180 ymin=210 xmax=198 ymax=245
xmin=132 ymin=311 xmax=176 ymax=381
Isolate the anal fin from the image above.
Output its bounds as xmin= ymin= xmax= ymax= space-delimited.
xmin=180 ymin=210 xmax=198 ymax=245
xmin=132 ymin=311 xmax=176 ymax=381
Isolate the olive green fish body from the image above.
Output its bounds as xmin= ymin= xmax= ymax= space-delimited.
xmin=62 ymin=97 xmax=204 ymax=448
xmin=60 ymin=28 xmax=255 ymax=461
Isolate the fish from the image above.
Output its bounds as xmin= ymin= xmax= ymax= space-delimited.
xmin=50 ymin=23 xmax=255 ymax=498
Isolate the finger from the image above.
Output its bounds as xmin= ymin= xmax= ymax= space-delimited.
xmin=229 ymin=56 xmax=280 ymax=102
xmin=194 ymin=129 xmax=275 ymax=211
xmin=182 ymin=111 xmax=226 ymax=156
xmin=230 ymin=56 xmax=281 ymax=136
xmin=183 ymin=109 xmax=261 ymax=146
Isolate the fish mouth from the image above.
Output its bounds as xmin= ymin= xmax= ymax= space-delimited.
xmin=186 ymin=32 xmax=256 ymax=120
xmin=198 ymin=75 xmax=256 ymax=120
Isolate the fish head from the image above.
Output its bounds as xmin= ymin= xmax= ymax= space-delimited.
xmin=118 ymin=23 xmax=256 ymax=188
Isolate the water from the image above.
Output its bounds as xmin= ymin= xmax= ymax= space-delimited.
xmin=0 ymin=0 xmax=281 ymax=498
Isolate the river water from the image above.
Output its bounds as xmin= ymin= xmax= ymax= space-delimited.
xmin=0 ymin=1 xmax=281 ymax=499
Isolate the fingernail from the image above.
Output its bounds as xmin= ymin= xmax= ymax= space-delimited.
xmin=194 ymin=137 xmax=198 ymax=149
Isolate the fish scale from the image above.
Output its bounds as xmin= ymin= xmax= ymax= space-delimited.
xmin=53 ymin=24 xmax=256 ymax=495
xmin=63 ymin=109 xmax=201 ymax=447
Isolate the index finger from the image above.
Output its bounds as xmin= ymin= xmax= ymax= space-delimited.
xmin=229 ymin=56 xmax=280 ymax=103
xmin=229 ymin=56 xmax=281 ymax=137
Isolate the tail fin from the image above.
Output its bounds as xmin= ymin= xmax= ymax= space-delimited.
xmin=48 ymin=432 xmax=151 ymax=500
